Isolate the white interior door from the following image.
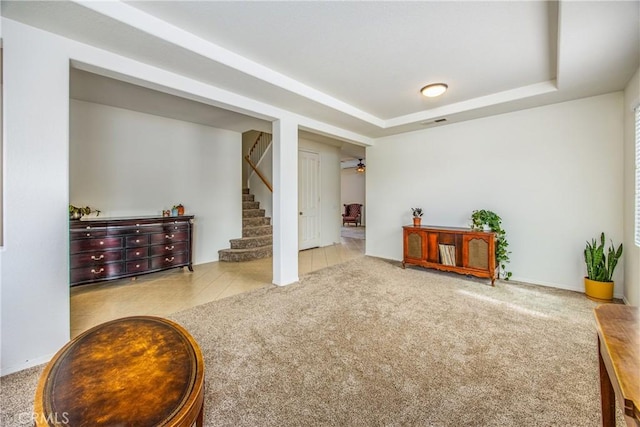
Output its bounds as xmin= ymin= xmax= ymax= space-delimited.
xmin=299 ymin=150 xmax=321 ymax=250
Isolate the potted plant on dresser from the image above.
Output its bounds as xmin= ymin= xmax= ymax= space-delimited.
xmin=584 ymin=232 xmax=623 ymax=302
xmin=69 ymin=204 xmax=101 ymax=220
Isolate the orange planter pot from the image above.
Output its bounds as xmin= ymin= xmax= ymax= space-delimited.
xmin=584 ymin=277 xmax=614 ymax=302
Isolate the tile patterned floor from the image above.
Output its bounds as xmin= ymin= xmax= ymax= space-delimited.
xmin=70 ymin=234 xmax=365 ymax=338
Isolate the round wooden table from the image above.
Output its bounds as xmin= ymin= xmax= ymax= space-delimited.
xmin=34 ymin=316 xmax=204 ymax=426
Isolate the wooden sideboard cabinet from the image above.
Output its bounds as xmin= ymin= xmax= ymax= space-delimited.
xmin=70 ymin=215 xmax=194 ymax=286
xmin=402 ymin=225 xmax=497 ymax=285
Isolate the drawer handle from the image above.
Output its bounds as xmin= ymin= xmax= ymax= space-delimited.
xmin=135 ymin=264 xmax=140 ymax=268
xmin=165 ymin=245 xmax=174 ymax=250
xmin=136 ymin=230 xmax=140 ymax=234
xmin=165 ymin=257 xmax=175 ymax=262
xmin=166 ymin=234 xmax=174 ymax=239
xmin=135 ymin=239 xmax=141 ymax=243
xmin=86 ymin=233 xmax=91 ymax=237
xmin=86 ymin=226 xmax=91 ymax=230
xmin=90 ymin=254 xmax=104 ymax=261
xmin=135 ymin=252 xmax=140 ymax=256
xmin=90 ymin=268 xmax=105 ymax=274
xmin=99 ymin=241 xmax=104 ymax=245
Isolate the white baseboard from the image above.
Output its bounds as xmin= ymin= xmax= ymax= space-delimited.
xmin=1 ymin=353 xmax=53 ymax=377
xmin=509 ymin=275 xmax=582 ymax=293
xmin=503 ymin=275 xmax=625 ymax=300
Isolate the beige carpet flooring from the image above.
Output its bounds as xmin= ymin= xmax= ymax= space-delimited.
xmin=1 ymin=257 xmax=625 ymax=426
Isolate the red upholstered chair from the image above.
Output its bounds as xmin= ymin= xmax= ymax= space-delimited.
xmin=342 ymin=204 xmax=363 ymax=226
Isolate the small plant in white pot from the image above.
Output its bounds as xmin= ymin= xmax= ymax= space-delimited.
xmin=584 ymin=232 xmax=623 ymax=302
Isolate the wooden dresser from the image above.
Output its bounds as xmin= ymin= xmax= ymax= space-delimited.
xmin=70 ymin=215 xmax=194 ymax=286
xmin=402 ymin=225 xmax=497 ymax=285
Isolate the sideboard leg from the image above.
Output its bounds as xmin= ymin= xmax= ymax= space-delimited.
xmin=401 ymin=261 xmax=406 ymax=269
xmin=188 ymin=264 xmax=194 ymax=272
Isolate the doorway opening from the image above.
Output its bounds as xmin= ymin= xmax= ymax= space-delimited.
xmin=340 ymin=155 xmax=366 ymax=242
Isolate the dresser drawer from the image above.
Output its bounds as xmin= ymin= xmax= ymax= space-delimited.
xmin=70 ymin=237 xmax=123 ymax=253
xmin=150 ymin=253 xmax=187 ymax=270
xmin=126 ymin=247 xmax=149 ymax=260
xmin=71 ymin=262 xmax=124 ymax=283
xmin=71 ymin=229 xmax=108 ymax=240
xmin=108 ymin=225 xmax=163 ymax=236
xmin=126 ymin=235 xmax=150 ymax=248
xmin=163 ymin=222 xmax=189 ymax=232
xmin=150 ymin=231 xmax=189 ymax=244
xmin=70 ymin=250 xmax=123 ymax=268
xmin=126 ymin=259 xmax=150 ymax=273
xmin=149 ymin=242 xmax=187 ymax=257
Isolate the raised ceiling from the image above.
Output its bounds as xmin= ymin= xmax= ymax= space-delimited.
xmin=127 ymin=0 xmax=557 ymax=120
xmin=2 ymin=1 xmax=639 ymax=139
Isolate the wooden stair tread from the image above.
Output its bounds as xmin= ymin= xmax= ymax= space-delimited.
xmin=219 ymin=246 xmax=270 ymax=253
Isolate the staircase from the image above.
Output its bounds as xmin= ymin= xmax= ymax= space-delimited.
xmin=218 ymin=189 xmax=273 ymax=262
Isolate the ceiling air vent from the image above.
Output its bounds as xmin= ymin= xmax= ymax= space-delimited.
xmin=420 ymin=118 xmax=447 ymax=126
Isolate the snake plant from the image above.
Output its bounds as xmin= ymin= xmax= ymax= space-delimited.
xmin=584 ymin=232 xmax=623 ymax=282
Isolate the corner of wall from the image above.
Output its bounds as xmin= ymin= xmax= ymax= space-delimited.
xmin=623 ymin=66 xmax=640 ymax=306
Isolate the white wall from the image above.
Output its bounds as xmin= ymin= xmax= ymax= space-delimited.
xmin=341 ymin=167 xmax=366 ymax=225
xmin=299 ymin=138 xmax=342 ymax=247
xmin=70 ymin=100 xmax=241 ymax=265
xmin=623 ymin=67 xmax=640 ymax=306
xmin=367 ymin=93 xmax=624 ymax=295
xmin=1 ymin=20 xmax=71 ymax=374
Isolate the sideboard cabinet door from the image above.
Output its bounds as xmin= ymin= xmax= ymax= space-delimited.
xmin=404 ymin=229 xmax=426 ymax=263
xmin=462 ymin=234 xmax=492 ymax=271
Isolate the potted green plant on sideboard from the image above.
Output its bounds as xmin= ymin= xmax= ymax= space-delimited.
xmin=584 ymin=232 xmax=623 ymax=302
xmin=411 ymin=208 xmax=423 ymax=226
xmin=470 ymin=209 xmax=512 ymax=280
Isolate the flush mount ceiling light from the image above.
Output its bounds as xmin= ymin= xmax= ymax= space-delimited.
xmin=420 ymin=83 xmax=448 ymax=97
xmin=356 ymin=159 xmax=366 ymax=173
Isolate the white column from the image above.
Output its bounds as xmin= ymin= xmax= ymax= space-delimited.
xmin=272 ymin=117 xmax=299 ymax=286
xmin=1 ymin=21 xmax=71 ymax=374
